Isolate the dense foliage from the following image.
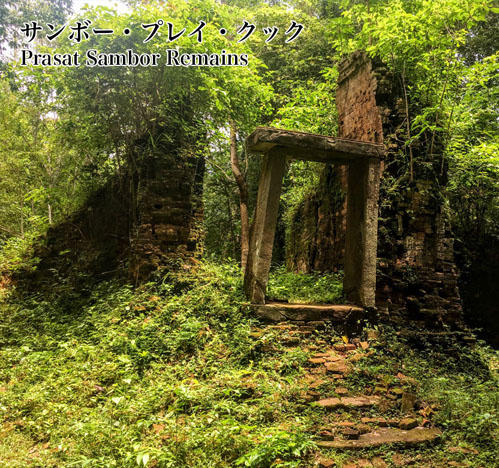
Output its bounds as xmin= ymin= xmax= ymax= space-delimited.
xmin=0 ymin=0 xmax=497 ymax=262
xmin=0 ymin=0 xmax=498 ymax=466
xmin=0 ymin=261 xmax=497 ymax=466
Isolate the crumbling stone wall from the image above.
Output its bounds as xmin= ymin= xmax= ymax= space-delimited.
xmin=9 ymin=128 xmax=204 ymax=291
xmin=368 ymin=56 xmax=463 ymax=326
xmin=130 ymin=144 xmax=204 ymax=281
xmin=336 ymin=52 xmax=384 ymax=145
xmin=286 ymin=51 xmax=463 ymax=326
xmin=286 ymin=165 xmax=346 ymax=272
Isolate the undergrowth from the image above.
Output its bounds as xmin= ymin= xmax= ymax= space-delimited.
xmin=267 ymin=267 xmax=344 ymax=304
xmin=0 ymin=262 xmax=318 ymax=467
xmin=0 ymin=260 xmax=497 ymax=467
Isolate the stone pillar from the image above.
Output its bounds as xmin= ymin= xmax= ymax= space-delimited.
xmin=343 ymin=159 xmax=380 ymax=307
xmin=244 ymin=148 xmax=287 ymax=304
xmin=337 ymin=51 xmax=383 ymax=308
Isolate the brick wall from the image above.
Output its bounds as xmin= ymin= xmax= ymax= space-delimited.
xmin=286 ymin=51 xmax=463 ymax=326
xmin=130 ymin=143 xmax=204 ymax=281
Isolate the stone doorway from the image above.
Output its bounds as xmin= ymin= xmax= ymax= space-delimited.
xmin=243 ymin=127 xmax=384 ymax=310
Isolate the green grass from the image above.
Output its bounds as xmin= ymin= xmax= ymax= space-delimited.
xmin=0 ymin=263 xmax=317 ymax=467
xmin=267 ymin=267 xmax=344 ymax=304
xmin=0 ymin=260 xmax=497 ymax=467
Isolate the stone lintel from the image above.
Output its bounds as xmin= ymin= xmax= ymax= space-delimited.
xmin=246 ymin=127 xmax=384 ymax=163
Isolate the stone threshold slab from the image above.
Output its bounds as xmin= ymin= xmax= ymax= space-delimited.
xmin=250 ymin=302 xmax=364 ymax=322
xmin=317 ymin=427 xmax=442 ymax=449
xmin=315 ymin=396 xmax=380 ymax=409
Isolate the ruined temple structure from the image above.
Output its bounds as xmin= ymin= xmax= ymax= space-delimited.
xmin=284 ymin=51 xmax=464 ymax=326
xmin=243 ymin=127 xmax=385 ymax=311
xmin=16 ymin=132 xmax=205 ymax=290
xmin=286 ymin=164 xmax=347 ymax=273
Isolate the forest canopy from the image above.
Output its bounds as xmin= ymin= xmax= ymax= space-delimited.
xmin=0 ymin=0 xmax=497 ymax=263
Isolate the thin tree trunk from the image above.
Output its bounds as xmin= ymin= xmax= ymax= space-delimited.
xmin=223 ymin=184 xmax=237 ymax=259
xmin=430 ymin=72 xmax=450 ymax=157
xmin=401 ymin=69 xmax=414 ymax=182
xmin=229 ymin=121 xmax=250 ymax=272
xmin=367 ymin=0 xmax=372 ymax=46
xmin=20 ymin=198 xmax=24 ymax=238
xmin=441 ymin=107 xmax=454 ymax=175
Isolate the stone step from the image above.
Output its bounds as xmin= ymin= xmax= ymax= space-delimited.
xmin=318 ymin=417 xmax=420 ymax=433
xmin=317 ymin=427 xmax=441 ymax=449
xmin=319 ymin=457 xmax=388 ymax=468
xmin=315 ymin=396 xmax=380 ymax=409
xmin=251 ymin=302 xmax=364 ymax=323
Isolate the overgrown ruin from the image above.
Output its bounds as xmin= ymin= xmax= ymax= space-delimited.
xmin=19 ymin=52 xmax=466 ymax=330
xmin=248 ymin=51 xmax=464 ymax=327
xmin=130 ymin=137 xmax=204 ymax=281
xmin=14 ymin=133 xmax=205 ymax=290
xmin=243 ymin=127 xmax=384 ymax=308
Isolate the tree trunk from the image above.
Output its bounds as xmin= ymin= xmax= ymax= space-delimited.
xmin=229 ymin=121 xmax=250 ymax=272
xmin=20 ymin=198 xmax=24 ymax=238
xmin=48 ymin=202 xmax=53 ymax=225
xmin=401 ymin=68 xmax=414 ymax=182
